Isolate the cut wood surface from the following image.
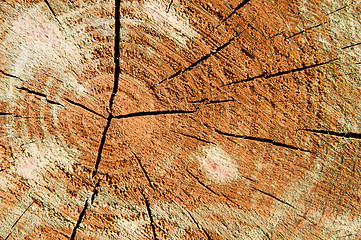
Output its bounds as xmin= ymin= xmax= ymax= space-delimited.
xmin=0 ymin=0 xmax=361 ymax=239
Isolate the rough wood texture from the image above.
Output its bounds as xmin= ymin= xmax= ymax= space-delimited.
xmin=0 ymin=0 xmax=361 ymax=239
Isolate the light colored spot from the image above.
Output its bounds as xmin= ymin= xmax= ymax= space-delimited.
xmin=10 ymin=136 xmax=78 ymax=182
xmin=193 ymin=144 xmax=240 ymax=184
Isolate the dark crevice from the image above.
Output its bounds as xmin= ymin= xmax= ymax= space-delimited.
xmin=186 ymin=170 xmax=241 ymax=206
xmin=92 ymin=116 xmax=112 ymax=177
xmin=155 ymin=36 xmax=236 ymax=86
xmin=114 ymin=109 xmax=197 ymax=119
xmin=64 ymin=98 xmax=106 ymax=119
xmin=91 ymin=179 xmax=101 ymax=205
xmin=186 ymin=169 xmax=220 ymax=197
xmin=286 ymin=22 xmax=324 ymax=39
xmin=89 ymin=0 xmax=120 ymax=182
xmin=130 ymin=149 xmax=154 ymax=189
xmin=43 ymin=0 xmax=63 ymax=28
xmin=299 ymin=128 xmax=361 ymax=139
xmin=226 ymin=73 xmax=267 ymax=86
xmin=185 ymin=209 xmax=213 ymax=240
xmin=191 ymin=98 xmax=234 ymax=105
xmin=5 ymin=201 xmax=35 ymax=239
xmin=17 ymin=87 xmax=64 ymax=106
xmin=166 ymin=0 xmax=173 ymax=12
xmin=252 ymin=187 xmax=296 ymax=209
xmin=109 ymin=0 xmax=121 ymax=113
xmin=140 ymin=191 xmax=159 ymax=240
xmin=326 ymin=3 xmax=351 ymax=15
xmin=0 ymin=112 xmax=13 ymax=116
xmin=11 ymin=201 xmax=34 ymax=229
xmin=215 ymin=128 xmax=310 ymax=152
xmin=174 ymin=131 xmax=214 ymax=144
xmin=220 ymin=0 xmax=252 ymax=24
xmin=70 ymin=200 xmax=88 ymax=240
xmin=241 ymin=175 xmax=257 ymax=183
xmin=0 ymin=69 xmax=24 ymax=81
xmin=342 ymin=42 xmax=361 ymax=50
xmin=224 ymin=58 xmax=338 ymax=86
xmin=219 ymin=192 xmax=239 ymax=206
xmin=4 ymin=232 xmax=12 ymax=240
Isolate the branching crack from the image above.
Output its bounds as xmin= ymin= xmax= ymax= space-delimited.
xmin=252 ymin=187 xmax=296 ymax=209
xmin=224 ymin=58 xmax=338 ymax=86
xmin=214 ymin=128 xmax=310 ymax=152
xmin=64 ymin=98 xmax=106 ymax=119
xmin=114 ymin=109 xmax=197 ymax=119
xmin=140 ymin=191 xmax=159 ymax=240
xmin=155 ymin=37 xmax=237 ymax=86
xmin=70 ymin=200 xmax=88 ymax=240
xmin=17 ymin=87 xmax=64 ymax=106
xmin=299 ymin=129 xmax=361 ymax=139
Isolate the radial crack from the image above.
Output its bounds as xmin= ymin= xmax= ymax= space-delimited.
xmin=215 ymin=128 xmax=310 ymax=152
xmin=114 ymin=109 xmax=197 ymax=119
xmin=286 ymin=22 xmax=324 ymax=39
xmin=166 ymin=0 xmax=173 ymax=12
xmin=224 ymin=58 xmax=338 ymax=86
xmin=91 ymin=179 xmax=101 ymax=204
xmin=130 ymin=149 xmax=153 ymax=189
xmin=186 ymin=169 xmax=220 ymax=197
xmin=92 ymin=116 xmax=112 ymax=177
xmin=43 ymin=0 xmax=63 ymax=28
xmin=5 ymin=201 xmax=35 ymax=240
xmin=0 ymin=69 xmax=24 ymax=81
xmin=185 ymin=209 xmax=213 ymax=240
xmin=299 ymin=128 xmax=361 ymax=139
xmin=140 ymin=191 xmax=159 ymax=240
xmin=17 ymin=87 xmax=63 ymax=106
xmin=70 ymin=200 xmax=88 ymax=240
xmin=173 ymin=131 xmax=214 ymax=144
xmin=186 ymin=169 xmax=240 ymax=206
xmin=11 ymin=201 xmax=34 ymax=229
xmin=155 ymin=36 xmax=236 ymax=86
xmin=342 ymin=42 xmax=361 ymax=50
xmin=64 ymin=98 xmax=106 ymax=119
xmin=191 ymin=98 xmax=234 ymax=105
xmin=220 ymin=0 xmax=252 ymax=24
xmin=252 ymin=187 xmax=296 ymax=209
xmin=109 ymin=0 xmax=121 ymax=112
xmin=326 ymin=3 xmax=351 ymax=15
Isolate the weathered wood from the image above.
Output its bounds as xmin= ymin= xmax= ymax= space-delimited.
xmin=0 ymin=0 xmax=361 ymax=239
